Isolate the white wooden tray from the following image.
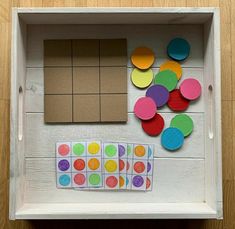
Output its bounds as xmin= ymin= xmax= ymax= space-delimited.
xmin=10 ymin=7 xmax=222 ymax=219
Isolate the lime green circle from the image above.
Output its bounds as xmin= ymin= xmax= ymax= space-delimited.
xmin=105 ymin=145 xmax=117 ymax=157
xmin=131 ymin=68 xmax=153 ymax=88
xmin=89 ymin=173 xmax=101 ymax=185
xmin=170 ymin=114 xmax=194 ymax=137
xmin=154 ymin=69 xmax=178 ymax=91
xmin=73 ymin=143 xmax=85 ymax=156
xmin=127 ymin=145 xmax=132 ymax=155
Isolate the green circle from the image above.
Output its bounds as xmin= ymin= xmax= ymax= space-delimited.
xmin=127 ymin=145 xmax=132 ymax=155
xmin=154 ymin=69 xmax=178 ymax=91
xmin=170 ymin=114 xmax=194 ymax=137
xmin=89 ymin=173 xmax=101 ymax=185
xmin=73 ymin=143 xmax=85 ymax=156
xmin=105 ymin=145 xmax=117 ymax=157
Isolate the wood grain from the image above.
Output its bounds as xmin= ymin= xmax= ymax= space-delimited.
xmin=0 ymin=0 xmax=232 ymax=228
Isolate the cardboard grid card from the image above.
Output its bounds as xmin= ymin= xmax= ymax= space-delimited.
xmin=44 ymin=39 xmax=127 ymax=123
xmin=56 ymin=141 xmax=154 ymax=191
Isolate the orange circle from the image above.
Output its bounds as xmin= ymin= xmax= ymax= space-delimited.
xmin=119 ymin=159 xmax=125 ymax=172
xmin=160 ymin=60 xmax=182 ymax=80
xmin=119 ymin=176 xmax=125 ymax=188
xmin=134 ymin=161 xmax=145 ymax=173
xmin=131 ymin=47 xmax=155 ymax=70
xmin=88 ymin=158 xmax=100 ymax=170
xmin=134 ymin=145 xmax=146 ymax=157
xmin=73 ymin=159 xmax=85 ymax=171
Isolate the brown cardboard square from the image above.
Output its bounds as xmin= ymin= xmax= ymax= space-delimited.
xmin=44 ymin=67 xmax=72 ymax=94
xmin=72 ymin=39 xmax=99 ymax=66
xmin=100 ymin=94 xmax=127 ymax=122
xmin=44 ymin=95 xmax=72 ymax=123
xmin=73 ymin=95 xmax=100 ymax=122
xmin=100 ymin=66 xmax=127 ymax=94
xmin=44 ymin=40 xmax=72 ymax=67
xmin=100 ymin=39 xmax=127 ymax=66
xmin=73 ymin=67 xmax=99 ymax=94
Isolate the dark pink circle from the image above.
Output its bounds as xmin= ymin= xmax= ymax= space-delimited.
xmin=180 ymin=78 xmax=202 ymax=100
xmin=134 ymin=97 xmax=156 ymax=120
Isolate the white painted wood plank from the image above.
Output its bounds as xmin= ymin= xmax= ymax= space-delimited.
xmin=24 ymin=158 xmax=204 ymax=204
xmin=25 ymin=113 xmax=204 ymax=158
xmin=27 ymin=24 xmax=203 ymax=68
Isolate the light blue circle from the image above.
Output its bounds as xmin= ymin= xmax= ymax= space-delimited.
xmin=126 ymin=177 xmax=129 ymax=185
xmin=148 ymin=147 xmax=152 ymax=157
xmin=167 ymin=38 xmax=190 ymax=61
xmin=59 ymin=174 xmax=71 ymax=186
xmin=161 ymin=127 xmax=184 ymax=151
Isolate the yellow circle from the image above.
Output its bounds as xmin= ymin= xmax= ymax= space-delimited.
xmin=119 ymin=176 xmax=125 ymax=188
xmin=159 ymin=60 xmax=182 ymax=80
xmin=131 ymin=47 xmax=155 ymax=70
xmin=134 ymin=145 xmax=146 ymax=157
xmin=104 ymin=160 xmax=117 ymax=172
xmin=88 ymin=158 xmax=100 ymax=170
xmin=88 ymin=142 xmax=100 ymax=155
xmin=131 ymin=68 xmax=153 ymax=88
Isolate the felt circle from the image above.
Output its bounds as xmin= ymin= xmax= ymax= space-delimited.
xmin=141 ymin=113 xmax=164 ymax=136
xmin=58 ymin=144 xmax=70 ymax=156
xmin=119 ymin=159 xmax=125 ymax=171
xmin=73 ymin=143 xmax=85 ymax=156
xmin=180 ymin=78 xmax=202 ymax=100
xmin=132 ymin=175 xmax=144 ymax=188
xmin=118 ymin=145 xmax=125 ymax=157
xmin=89 ymin=173 xmax=101 ymax=185
xmin=127 ymin=145 xmax=132 ymax=156
xmin=73 ymin=159 xmax=85 ymax=171
xmin=154 ymin=70 xmax=178 ymax=91
xmin=131 ymin=46 xmax=155 ymax=70
xmin=74 ymin=173 xmax=86 ymax=185
xmin=58 ymin=159 xmax=70 ymax=171
xmin=134 ymin=145 xmax=146 ymax=157
xmin=160 ymin=60 xmax=182 ymax=80
xmin=105 ymin=144 xmax=117 ymax=157
xmin=146 ymin=84 xmax=169 ymax=107
xmin=88 ymin=158 xmax=100 ymax=170
xmin=106 ymin=176 xmax=118 ymax=188
xmin=119 ymin=176 xmax=125 ymax=188
xmin=134 ymin=97 xmax=156 ymax=120
xmin=167 ymin=89 xmax=190 ymax=111
xmin=146 ymin=177 xmax=151 ymax=189
xmin=134 ymin=161 xmax=145 ymax=173
xmin=161 ymin=127 xmax=184 ymax=151
xmin=131 ymin=68 xmax=153 ymax=88
xmin=147 ymin=162 xmax=151 ymax=173
xmin=88 ymin=142 xmax=100 ymax=155
xmin=105 ymin=160 xmax=118 ymax=172
xmin=126 ymin=161 xmax=130 ymax=171
xmin=167 ymin=38 xmax=190 ymax=61
xmin=170 ymin=114 xmax=194 ymax=137
xmin=59 ymin=174 xmax=70 ymax=186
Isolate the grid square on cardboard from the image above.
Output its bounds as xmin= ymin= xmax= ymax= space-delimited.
xmin=44 ymin=39 xmax=127 ymax=123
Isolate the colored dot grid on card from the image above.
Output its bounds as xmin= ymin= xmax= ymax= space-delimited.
xmin=56 ymin=141 xmax=154 ymax=191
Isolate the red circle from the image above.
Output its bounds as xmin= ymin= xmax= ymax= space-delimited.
xmin=119 ymin=159 xmax=125 ymax=171
xmin=106 ymin=176 xmax=118 ymax=188
xmin=146 ymin=177 xmax=151 ymax=189
xmin=126 ymin=161 xmax=130 ymax=171
xmin=74 ymin=173 xmax=86 ymax=185
xmin=141 ymin=113 xmax=164 ymax=136
xmin=134 ymin=161 xmax=145 ymax=173
xmin=73 ymin=159 xmax=85 ymax=171
xmin=58 ymin=144 xmax=70 ymax=156
xmin=167 ymin=89 xmax=190 ymax=111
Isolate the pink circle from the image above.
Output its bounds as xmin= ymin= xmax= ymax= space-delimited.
xmin=180 ymin=78 xmax=202 ymax=100
xmin=74 ymin=173 xmax=86 ymax=185
xmin=58 ymin=144 xmax=70 ymax=156
xmin=106 ymin=176 xmax=118 ymax=188
xmin=134 ymin=97 xmax=156 ymax=120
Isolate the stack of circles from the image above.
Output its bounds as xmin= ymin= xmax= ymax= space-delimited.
xmin=131 ymin=38 xmax=202 ymax=151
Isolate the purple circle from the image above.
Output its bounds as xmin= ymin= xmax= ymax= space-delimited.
xmin=132 ymin=175 xmax=144 ymax=187
xmin=118 ymin=145 xmax=125 ymax=157
xmin=58 ymin=159 xmax=70 ymax=171
xmin=147 ymin=162 xmax=151 ymax=173
xmin=146 ymin=85 xmax=169 ymax=107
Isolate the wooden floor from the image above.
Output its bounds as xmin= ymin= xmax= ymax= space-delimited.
xmin=0 ymin=0 xmax=233 ymax=228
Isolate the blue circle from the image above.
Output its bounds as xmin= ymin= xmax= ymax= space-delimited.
xmin=59 ymin=174 xmax=71 ymax=186
xmin=161 ymin=127 xmax=184 ymax=151
xmin=148 ymin=147 xmax=152 ymax=157
xmin=167 ymin=38 xmax=190 ymax=61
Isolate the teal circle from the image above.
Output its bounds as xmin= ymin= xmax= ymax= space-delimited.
xmin=154 ymin=70 xmax=178 ymax=91
xmin=73 ymin=143 xmax=85 ymax=156
xmin=148 ymin=147 xmax=152 ymax=157
xmin=59 ymin=174 xmax=71 ymax=186
xmin=105 ymin=144 xmax=117 ymax=157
